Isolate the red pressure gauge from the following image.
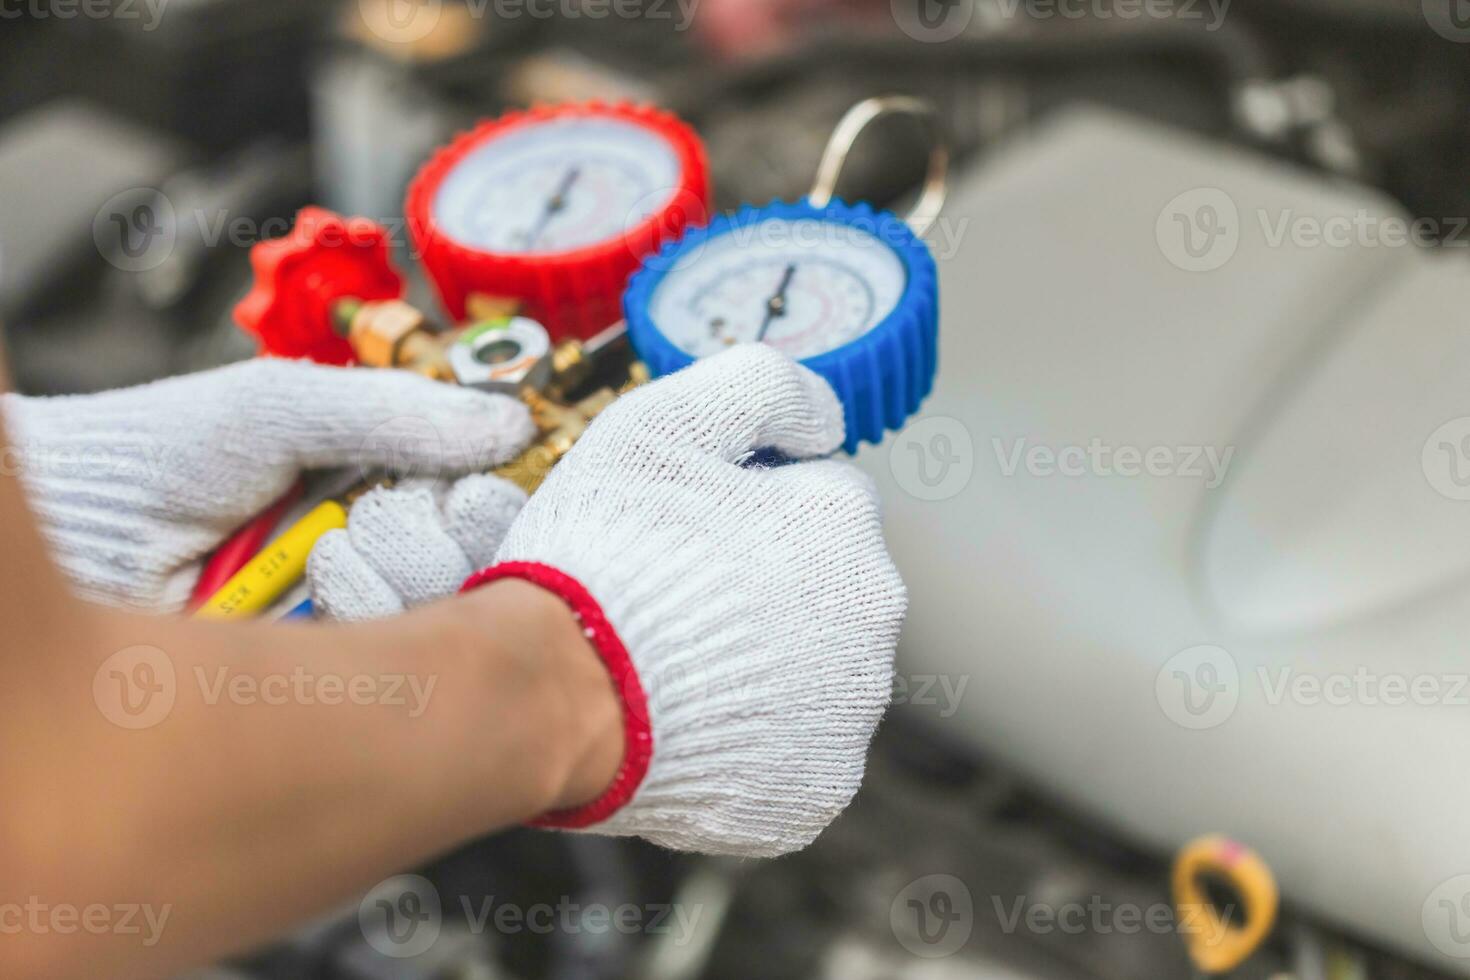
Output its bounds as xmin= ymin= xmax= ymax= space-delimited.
xmin=405 ymin=102 xmax=710 ymax=341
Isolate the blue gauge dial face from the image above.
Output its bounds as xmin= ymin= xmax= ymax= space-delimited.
xmin=431 ymin=117 xmax=682 ymax=255
xmin=647 ymin=217 xmax=907 ymax=359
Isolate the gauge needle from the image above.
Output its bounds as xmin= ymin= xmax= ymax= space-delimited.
xmin=523 ymin=166 xmax=581 ymax=247
xmin=756 ymin=263 xmax=796 ymax=342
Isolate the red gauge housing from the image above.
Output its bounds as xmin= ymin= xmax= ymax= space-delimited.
xmin=234 ymin=207 xmax=405 ymax=364
xmin=405 ymin=102 xmax=710 ymax=341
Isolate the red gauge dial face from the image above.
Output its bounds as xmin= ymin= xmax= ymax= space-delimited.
xmin=407 ymin=103 xmax=710 ymax=339
xmin=432 ymin=116 xmax=684 ymax=257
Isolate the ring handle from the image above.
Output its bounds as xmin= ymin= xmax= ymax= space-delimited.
xmin=1171 ymin=835 xmax=1279 ymax=975
xmin=807 ymin=95 xmax=949 ymax=238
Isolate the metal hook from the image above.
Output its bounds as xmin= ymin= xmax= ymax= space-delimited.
xmin=807 ymin=95 xmax=949 ymax=238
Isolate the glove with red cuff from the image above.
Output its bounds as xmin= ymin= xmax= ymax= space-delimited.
xmin=471 ymin=344 xmax=906 ymax=857
xmin=308 ymin=345 xmax=906 ymax=856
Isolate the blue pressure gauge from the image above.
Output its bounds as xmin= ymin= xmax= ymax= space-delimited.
xmin=625 ymin=95 xmax=946 ymax=453
xmin=625 ymin=197 xmax=938 ymax=452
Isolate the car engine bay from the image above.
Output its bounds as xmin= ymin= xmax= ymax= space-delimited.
xmin=5 ymin=1 xmax=1470 ymax=977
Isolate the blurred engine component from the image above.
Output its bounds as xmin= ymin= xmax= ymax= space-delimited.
xmin=855 ymin=105 xmax=1470 ymax=975
xmin=0 ymin=99 xmax=308 ymax=391
xmin=50 ymin=0 xmax=328 ymax=153
xmin=312 ymin=47 xmax=459 ymax=221
xmin=0 ymin=100 xmax=186 ymax=323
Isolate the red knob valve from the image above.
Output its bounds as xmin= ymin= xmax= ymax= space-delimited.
xmin=234 ymin=207 xmax=406 ymax=365
xmin=405 ymin=101 xmax=710 ymax=342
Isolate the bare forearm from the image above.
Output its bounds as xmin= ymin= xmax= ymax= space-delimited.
xmin=0 ymin=582 xmax=620 ymax=979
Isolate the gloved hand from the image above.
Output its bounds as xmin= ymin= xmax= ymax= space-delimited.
xmin=483 ymin=344 xmax=905 ymax=857
xmin=303 ymin=345 xmax=905 ymax=856
xmin=1 ymin=359 xmax=534 ymax=612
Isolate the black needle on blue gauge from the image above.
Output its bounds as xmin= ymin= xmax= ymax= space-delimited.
xmin=757 ymin=263 xmax=796 ymax=341
xmin=522 ymin=166 xmax=581 ymax=247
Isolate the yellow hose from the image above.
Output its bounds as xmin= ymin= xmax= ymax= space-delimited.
xmin=193 ymin=500 xmax=347 ymax=620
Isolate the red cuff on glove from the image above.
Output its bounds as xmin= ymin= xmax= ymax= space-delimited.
xmin=460 ymin=560 xmax=653 ymax=829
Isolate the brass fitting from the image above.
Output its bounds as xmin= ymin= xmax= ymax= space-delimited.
xmin=335 ymin=298 xmax=452 ymax=380
xmin=494 ymin=385 xmax=629 ymax=493
xmin=327 ymin=291 xmax=647 ymax=493
xmin=448 ymin=317 xmax=552 ymax=394
xmin=465 ymin=292 xmax=524 ymax=323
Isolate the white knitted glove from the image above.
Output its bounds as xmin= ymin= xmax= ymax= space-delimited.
xmin=470 ymin=344 xmax=906 ymax=858
xmin=307 ymin=475 xmax=527 ymax=622
xmin=1 ymin=359 xmax=534 ymax=612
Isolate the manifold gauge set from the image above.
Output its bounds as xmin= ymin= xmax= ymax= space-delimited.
xmin=205 ymin=96 xmax=945 ymax=619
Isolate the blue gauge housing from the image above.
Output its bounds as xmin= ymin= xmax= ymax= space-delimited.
xmin=624 ymin=198 xmax=938 ymax=453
